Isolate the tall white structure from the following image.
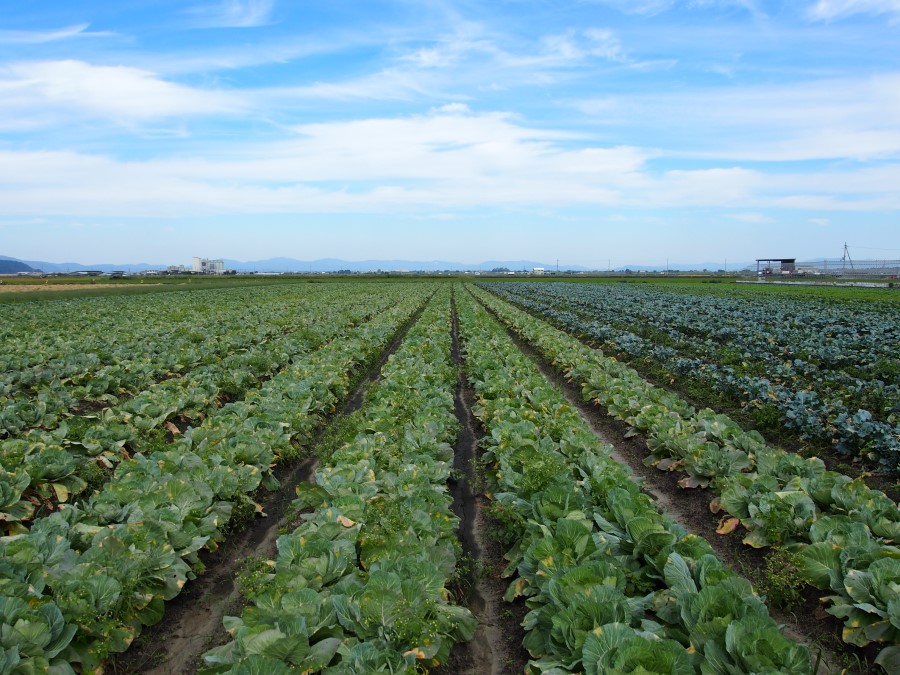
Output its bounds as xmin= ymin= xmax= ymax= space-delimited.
xmin=192 ymin=257 xmax=225 ymax=274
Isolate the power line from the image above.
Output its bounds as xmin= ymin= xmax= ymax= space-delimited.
xmin=847 ymin=244 xmax=900 ymax=252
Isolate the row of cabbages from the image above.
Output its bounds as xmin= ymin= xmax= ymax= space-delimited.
xmin=0 ymin=285 xmax=355 ymax=435
xmin=202 ymin=291 xmax=475 ymax=674
xmin=474 ymin=284 xmax=899 ymax=672
xmin=459 ymin=289 xmax=811 ymax=674
xmin=0 ymin=290 xmax=427 ymax=673
xmin=483 ymin=281 xmax=899 ymax=468
xmin=1 ymin=286 xmax=402 ymax=537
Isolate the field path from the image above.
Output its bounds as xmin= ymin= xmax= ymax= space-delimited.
xmin=440 ymin=297 xmax=528 ymax=674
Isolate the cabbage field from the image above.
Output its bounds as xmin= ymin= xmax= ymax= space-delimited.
xmin=480 ymin=282 xmax=900 ymax=470
xmin=0 ymin=279 xmax=897 ymax=674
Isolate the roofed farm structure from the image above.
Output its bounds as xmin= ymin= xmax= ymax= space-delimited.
xmin=755 ymin=258 xmax=796 ymax=276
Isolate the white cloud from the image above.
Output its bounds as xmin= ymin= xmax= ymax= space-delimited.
xmin=591 ymin=0 xmax=764 ymax=15
xmin=574 ymin=72 xmax=900 ymax=161
xmin=0 ymin=109 xmax=645 ymax=217
xmin=533 ymin=29 xmax=640 ymax=66
xmin=650 ymin=167 xmax=762 ymax=205
xmin=0 ymin=24 xmax=113 ymax=44
xmin=808 ymin=0 xmax=900 ymax=20
xmin=808 ymin=217 xmax=831 ymax=225
xmin=0 ymin=106 xmax=896 ymax=220
xmin=593 ymin=0 xmax=677 ymax=15
xmin=0 ymin=60 xmax=244 ymax=126
xmin=305 ymin=26 xmax=650 ymax=104
xmin=188 ymin=0 xmax=275 ymax=28
xmin=432 ymin=102 xmax=471 ymax=115
xmin=583 ymin=29 xmax=630 ymax=62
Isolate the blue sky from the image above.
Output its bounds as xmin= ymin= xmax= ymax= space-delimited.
xmin=1 ymin=0 xmax=898 ymax=267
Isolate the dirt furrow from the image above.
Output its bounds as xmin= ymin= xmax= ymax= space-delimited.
xmin=113 ymin=301 xmax=431 ymax=675
xmin=441 ymin=297 xmax=528 ymax=675
xmin=112 ymin=453 xmax=319 ymax=675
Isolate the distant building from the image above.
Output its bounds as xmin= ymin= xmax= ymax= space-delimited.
xmin=532 ymin=267 xmax=545 ymax=275
xmin=756 ymin=258 xmax=796 ymax=276
xmin=167 ymin=265 xmax=186 ymax=274
xmin=192 ymin=257 xmax=225 ymax=274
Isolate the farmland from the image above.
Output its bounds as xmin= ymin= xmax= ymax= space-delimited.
xmin=1 ymin=278 xmax=898 ymax=673
xmin=480 ymin=280 xmax=900 ymax=471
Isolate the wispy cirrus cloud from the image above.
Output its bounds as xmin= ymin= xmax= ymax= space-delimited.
xmin=574 ymin=72 xmax=900 ymax=162
xmin=590 ymin=0 xmax=764 ymax=16
xmin=807 ymin=0 xmax=900 ymax=20
xmin=187 ymin=0 xmax=276 ymax=28
xmin=0 ymin=23 xmax=114 ymax=44
xmin=268 ymin=26 xmax=665 ymax=106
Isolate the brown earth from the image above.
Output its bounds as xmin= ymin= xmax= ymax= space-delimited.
xmin=0 ymin=283 xmax=161 ymax=292
xmin=437 ymin=299 xmax=529 ymax=675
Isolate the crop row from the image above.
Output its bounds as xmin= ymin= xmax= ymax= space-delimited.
xmin=482 ymin=282 xmax=900 ymax=467
xmin=0 ymin=284 xmax=386 ymax=439
xmin=0 ymin=285 xmax=329 ymax=433
xmin=0 ymin=287 xmax=430 ymax=673
xmin=472 ymin=285 xmax=900 ymax=670
xmin=0 ymin=283 xmax=351 ymax=389
xmin=0 ymin=286 xmax=405 ymax=535
xmin=202 ymin=289 xmax=474 ymax=674
xmin=456 ymin=289 xmax=810 ymax=674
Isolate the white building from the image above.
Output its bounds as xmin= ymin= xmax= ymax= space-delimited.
xmin=532 ymin=267 xmax=545 ymax=275
xmin=192 ymin=257 xmax=225 ymax=274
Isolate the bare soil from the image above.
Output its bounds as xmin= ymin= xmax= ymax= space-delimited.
xmin=480 ymin=298 xmax=866 ymax=674
xmin=0 ymin=283 xmax=161 ymax=293
xmin=438 ymin=299 xmax=530 ymax=675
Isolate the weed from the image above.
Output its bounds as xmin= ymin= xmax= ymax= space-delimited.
xmin=755 ymin=548 xmax=806 ymax=610
xmin=235 ymin=555 xmax=275 ymax=601
xmin=224 ymin=496 xmax=257 ymax=535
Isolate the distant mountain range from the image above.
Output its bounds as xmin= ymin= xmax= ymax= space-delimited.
xmin=1 ymin=254 xmax=760 ymax=274
xmin=222 ymin=258 xmax=595 ymax=273
xmin=0 ymin=258 xmax=36 ymax=274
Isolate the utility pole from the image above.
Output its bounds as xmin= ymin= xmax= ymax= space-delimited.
xmin=842 ymin=242 xmax=854 ymax=270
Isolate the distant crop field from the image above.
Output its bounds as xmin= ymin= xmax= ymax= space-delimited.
xmin=1 ymin=280 xmax=896 ymax=673
xmin=483 ymin=280 xmax=900 ymax=470
xmin=0 ymin=282 xmax=150 ymax=293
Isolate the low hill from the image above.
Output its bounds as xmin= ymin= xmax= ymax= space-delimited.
xmin=0 ymin=258 xmax=36 ymax=274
